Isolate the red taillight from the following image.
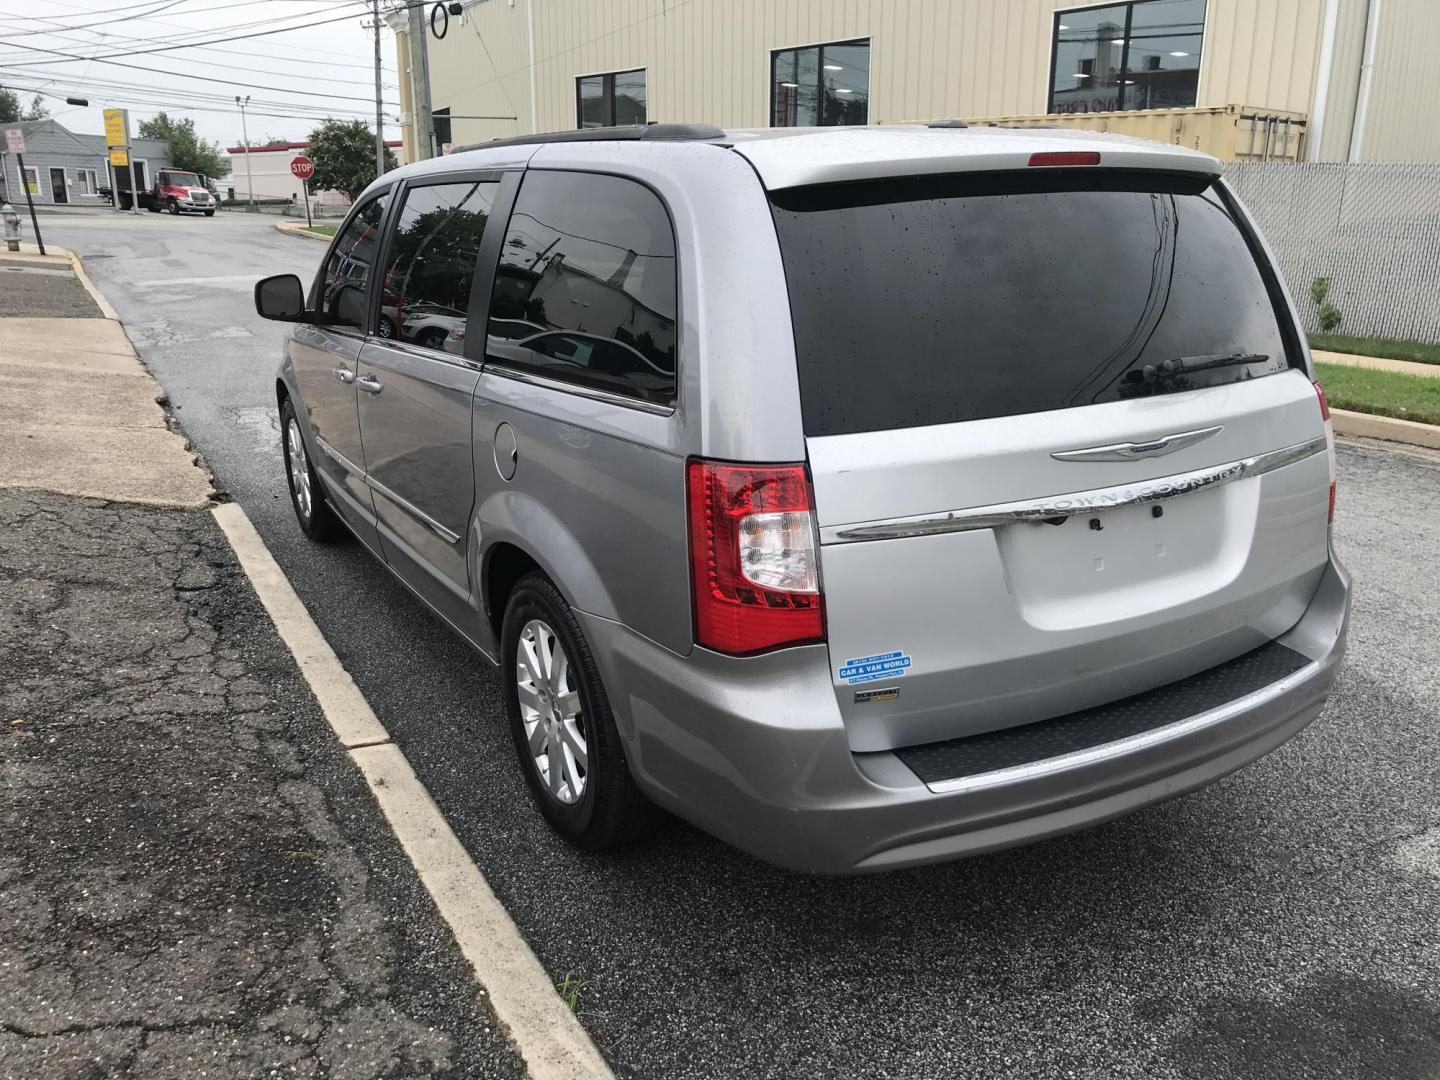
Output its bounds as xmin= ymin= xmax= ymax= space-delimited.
xmin=686 ymin=460 xmax=825 ymax=655
xmin=1028 ymin=151 xmax=1102 ymax=167
xmin=1315 ymin=381 xmax=1337 ymax=522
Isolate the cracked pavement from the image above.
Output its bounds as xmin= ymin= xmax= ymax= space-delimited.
xmin=0 ymin=492 xmax=524 ymax=1080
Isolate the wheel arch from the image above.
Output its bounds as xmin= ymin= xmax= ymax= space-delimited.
xmin=476 ymin=494 xmax=620 ymax=640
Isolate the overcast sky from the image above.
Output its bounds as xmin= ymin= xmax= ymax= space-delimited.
xmin=0 ymin=0 xmax=401 ymax=148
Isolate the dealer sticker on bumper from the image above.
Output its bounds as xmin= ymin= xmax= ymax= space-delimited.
xmin=838 ymin=650 xmax=912 ymax=685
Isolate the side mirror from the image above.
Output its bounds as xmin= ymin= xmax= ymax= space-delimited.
xmin=254 ymin=274 xmax=307 ymax=321
xmin=331 ymin=282 xmax=368 ymax=328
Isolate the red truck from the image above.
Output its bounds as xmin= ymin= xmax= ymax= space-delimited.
xmin=114 ymin=168 xmax=218 ymax=215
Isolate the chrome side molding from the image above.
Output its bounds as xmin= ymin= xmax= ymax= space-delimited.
xmin=820 ymin=436 xmax=1327 ymax=545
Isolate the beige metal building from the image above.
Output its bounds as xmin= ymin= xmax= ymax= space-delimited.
xmin=392 ymin=0 xmax=1440 ymax=164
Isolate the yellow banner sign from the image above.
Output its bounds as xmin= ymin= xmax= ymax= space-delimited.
xmin=109 ymin=147 xmax=130 ymax=167
xmin=103 ymin=108 xmax=127 ymax=147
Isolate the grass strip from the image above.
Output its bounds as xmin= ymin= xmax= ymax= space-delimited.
xmin=1315 ymin=361 xmax=1440 ymax=427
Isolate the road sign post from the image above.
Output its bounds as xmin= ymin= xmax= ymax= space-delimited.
xmin=103 ymin=108 xmax=137 ymax=215
xmin=5 ymin=129 xmax=44 ymax=256
xmin=290 ymin=156 xmax=315 ymax=229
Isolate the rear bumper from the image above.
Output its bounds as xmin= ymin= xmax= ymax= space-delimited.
xmin=581 ymin=548 xmax=1350 ymax=874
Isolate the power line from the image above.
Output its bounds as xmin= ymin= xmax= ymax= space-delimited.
xmin=0 ymin=0 xmax=187 ymax=38
xmin=7 ymin=74 xmax=391 ymax=119
xmin=6 ymin=0 xmax=396 ymax=69
xmin=12 ymin=25 xmax=397 ymax=88
xmin=13 ymin=80 xmax=386 ymax=123
xmin=0 ymin=0 xmax=355 ymax=50
xmin=0 ymin=44 xmax=399 ymax=105
xmin=0 ymin=3 xmax=372 ymax=70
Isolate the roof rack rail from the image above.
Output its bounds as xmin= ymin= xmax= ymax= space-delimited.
xmin=983 ymin=122 xmax=1066 ymax=130
xmin=455 ymin=123 xmax=726 ymax=153
xmin=927 ymin=119 xmax=969 ymax=129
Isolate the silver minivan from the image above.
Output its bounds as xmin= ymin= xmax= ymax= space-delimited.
xmin=256 ymin=124 xmax=1350 ymax=873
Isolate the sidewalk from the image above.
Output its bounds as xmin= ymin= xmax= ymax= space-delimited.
xmin=0 ymin=259 xmax=523 ymax=1078
xmin=1313 ymin=348 xmax=1440 ymax=379
xmin=0 ymin=246 xmax=211 ymax=508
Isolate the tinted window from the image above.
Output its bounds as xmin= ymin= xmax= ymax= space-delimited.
xmin=769 ymin=172 xmax=1292 ymax=437
xmin=772 ymin=39 xmax=869 ymax=126
xmin=377 ymin=180 xmax=498 ymax=353
xmin=576 ymin=69 xmax=647 ymax=128
xmin=486 ymin=171 xmax=677 ymax=406
xmin=319 ymin=191 xmax=389 ymax=330
xmin=1049 ymin=0 xmax=1204 ymax=114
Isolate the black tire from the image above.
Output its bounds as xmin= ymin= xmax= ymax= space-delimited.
xmin=279 ymin=398 xmax=341 ymax=542
xmin=147 ymin=204 xmax=162 ymax=214
xmin=376 ymin=316 xmax=396 ymax=339
xmin=416 ymin=327 xmax=447 ymax=351
xmin=203 ymin=209 xmax=215 ymax=217
xmin=501 ymin=573 xmax=654 ymax=849
xmin=167 ymin=197 xmax=179 ymax=215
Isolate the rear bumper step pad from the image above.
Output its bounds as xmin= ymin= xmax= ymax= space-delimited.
xmin=896 ymin=641 xmax=1311 ymax=785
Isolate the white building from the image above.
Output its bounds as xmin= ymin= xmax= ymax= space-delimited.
xmin=224 ymin=139 xmax=405 ymax=213
xmin=393 ymin=0 xmax=1440 ymax=164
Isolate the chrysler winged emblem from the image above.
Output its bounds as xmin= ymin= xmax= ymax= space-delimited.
xmin=1052 ymin=425 xmax=1223 ymax=463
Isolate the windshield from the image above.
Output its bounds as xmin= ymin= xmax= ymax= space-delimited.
xmin=769 ymin=171 xmax=1294 ymax=437
xmin=165 ymin=171 xmax=202 ymax=188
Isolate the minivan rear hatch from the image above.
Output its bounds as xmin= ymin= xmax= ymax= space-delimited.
xmin=768 ymin=166 xmax=1332 ymax=753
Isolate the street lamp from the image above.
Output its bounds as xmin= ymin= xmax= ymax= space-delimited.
xmin=235 ymin=95 xmax=254 ymax=210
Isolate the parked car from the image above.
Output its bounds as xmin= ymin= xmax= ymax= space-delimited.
xmin=398 ymin=305 xmax=467 ymax=351
xmin=255 ymin=123 xmax=1350 ymax=874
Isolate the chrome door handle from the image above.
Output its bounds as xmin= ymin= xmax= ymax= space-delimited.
xmin=356 ymin=374 xmax=383 ymax=394
xmin=333 ymin=366 xmax=355 ymax=384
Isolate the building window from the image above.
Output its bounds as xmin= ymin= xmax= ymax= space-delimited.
xmin=78 ymin=168 xmax=99 ymax=195
xmin=21 ymin=165 xmax=40 ymax=195
xmin=576 ymin=69 xmax=647 ymax=128
xmin=771 ymin=38 xmax=870 ymax=127
xmin=1049 ymin=0 xmax=1204 ymax=114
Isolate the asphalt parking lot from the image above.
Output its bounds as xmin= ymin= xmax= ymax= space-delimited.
xmin=31 ymin=210 xmax=1440 ymax=1079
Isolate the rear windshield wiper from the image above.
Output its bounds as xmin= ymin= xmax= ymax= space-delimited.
xmin=1137 ymin=353 xmax=1270 ymax=382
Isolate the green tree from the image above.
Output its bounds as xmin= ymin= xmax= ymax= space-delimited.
xmin=0 ymin=88 xmax=48 ymax=123
xmin=136 ymin=112 xmax=231 ymax=180
xmin=306 ymin=118 xmax=395 ymax=202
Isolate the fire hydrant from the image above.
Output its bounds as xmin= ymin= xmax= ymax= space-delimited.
xmin=2 ymin=203 xmax=19 ymax=252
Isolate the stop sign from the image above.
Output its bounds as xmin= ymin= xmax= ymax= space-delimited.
xmin=290 ymin=156 xmax=315 ymax=180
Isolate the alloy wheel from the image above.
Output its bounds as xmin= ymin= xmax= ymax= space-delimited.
xmin=287 ymin=418 xmax=312 ymax=521
xmin=515 ymin=618 xmax=587 ymax=804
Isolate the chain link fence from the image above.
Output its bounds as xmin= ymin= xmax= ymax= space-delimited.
xmin=1222 ymin=161 xmax=1440 ymax=343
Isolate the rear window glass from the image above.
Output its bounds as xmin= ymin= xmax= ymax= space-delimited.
xmin=769 ymin=171 xmax=1293 ymax=437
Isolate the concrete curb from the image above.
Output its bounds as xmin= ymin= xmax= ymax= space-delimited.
xmin=274 ymin=221 xmax=333 ymax=242
xmin=1332 ymin=408 xmax=1440 ymax=451
xmin=62 ymin=247 xmax=120 ymax=321
xmin=211 ymin=501 xmax=617 ymax=1080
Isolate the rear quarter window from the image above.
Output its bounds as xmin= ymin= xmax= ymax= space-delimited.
xmin=769 ymin=171 xmax=1295 ymax=437
xmin=485 ymin=170 xmax=678 ymax=406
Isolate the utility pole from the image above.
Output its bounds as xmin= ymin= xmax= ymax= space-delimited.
xmin=406 ymin=1 xmax=434 ymax=160
xmin=234 ymin=95 xmax=255 ymax=210
xmin=372 ymin=0 xmax=385 ymax=178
